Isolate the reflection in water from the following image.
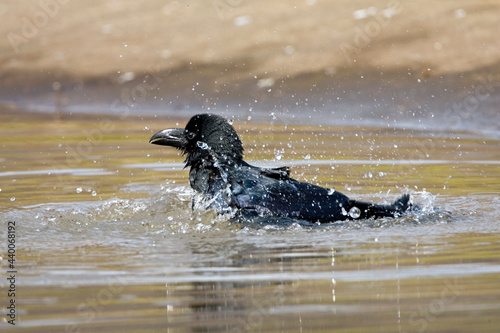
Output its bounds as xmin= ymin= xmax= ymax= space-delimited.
xmin=331 ymin=248 xmax=336 ymax=304
xmin=6 ymin=209 xmax=500 ymax=332
xmin=172 ymin=242 xmax=305 ymax=332
xmin=150 ymin=236 xmax=500 ymax=333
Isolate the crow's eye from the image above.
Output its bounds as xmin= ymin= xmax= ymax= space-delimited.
xmin=186 ymin=131 xmax=196 ymax=140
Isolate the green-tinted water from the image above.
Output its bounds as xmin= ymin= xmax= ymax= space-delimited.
xmin=1 ymin=111 xmax=499 ymax=332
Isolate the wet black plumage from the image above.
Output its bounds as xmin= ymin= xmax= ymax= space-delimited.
xmin=149 ymin=113 xmax=412 ymax=223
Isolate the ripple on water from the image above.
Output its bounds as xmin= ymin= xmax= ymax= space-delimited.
xmin=5 ymin=182 xmax=454 ymax=246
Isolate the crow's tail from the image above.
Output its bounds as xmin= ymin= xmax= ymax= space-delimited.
xmin=347 ymin=194 xmax=412 ymax=220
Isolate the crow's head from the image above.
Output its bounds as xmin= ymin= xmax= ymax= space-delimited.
xmin=149 ymin=113 xmax=244 ymax=167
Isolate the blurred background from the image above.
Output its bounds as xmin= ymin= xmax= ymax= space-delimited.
xmin=1 ymin=0 xmax=499 ymax=131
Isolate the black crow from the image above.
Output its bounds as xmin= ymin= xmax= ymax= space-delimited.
xmin=150 ymin=113 xmax=412 ymax=223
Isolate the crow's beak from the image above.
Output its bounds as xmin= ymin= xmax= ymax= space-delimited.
xmin=149 ymin=128 xmax=187 ymax=148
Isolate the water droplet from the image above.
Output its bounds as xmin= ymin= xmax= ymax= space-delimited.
xmin=304 ymin=154 xmax=311 ymax=160
xmin=91 ymin=191 xmax=97 ymax=197
xmin=76 ymin=187 xmax=83 ymax=193
xmin=328 ymin=188 xmax=336 ymax=195
xmin=394 ymin=144 xmax=398 ymax=148
xmin=349 ymin=206 xmax=361 ymax=219
xmin=274 ymin=149 xmax=284 ymax=161
xmin=197 ymin=141 xmax=209 ymax=150
xmin=10 ymin=197 xmax=15 ymax=202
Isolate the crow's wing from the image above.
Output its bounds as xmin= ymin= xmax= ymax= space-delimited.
xmin=229 ymin=165 xmax=351 ymax=222
xmin=240 ymin=161 xmax=291 ymax=180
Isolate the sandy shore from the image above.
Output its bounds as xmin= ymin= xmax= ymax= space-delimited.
xmin=1 ymin=0 xmax=499 ymax=116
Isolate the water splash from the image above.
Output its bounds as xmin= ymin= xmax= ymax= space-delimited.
xmin=197 ymin=141 xmax=209 ymax=150
xmin=411 ymin=190 xmax=437 ymax=213
xmin=1 ymin=183 xmax=468 ymax=242
xmin=274 ymin=148 xmax=284 ymax=161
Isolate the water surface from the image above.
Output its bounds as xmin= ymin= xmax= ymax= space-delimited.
xmin=1 ymin=111 xmax=499 ymax=332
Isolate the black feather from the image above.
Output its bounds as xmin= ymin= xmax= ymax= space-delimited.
xmin=150 ymin=113 xmax=412 ymax=223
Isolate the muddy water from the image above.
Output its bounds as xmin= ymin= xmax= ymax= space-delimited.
xmin=1 ymin=112 xmax=500 ymax=332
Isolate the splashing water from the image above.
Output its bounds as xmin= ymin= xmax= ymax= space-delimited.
xmin=196 ymin=141 xmax=209 ymax=150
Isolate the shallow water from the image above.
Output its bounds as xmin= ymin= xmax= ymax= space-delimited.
xmin=1 ymin=112 xmax=500 ymax=332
